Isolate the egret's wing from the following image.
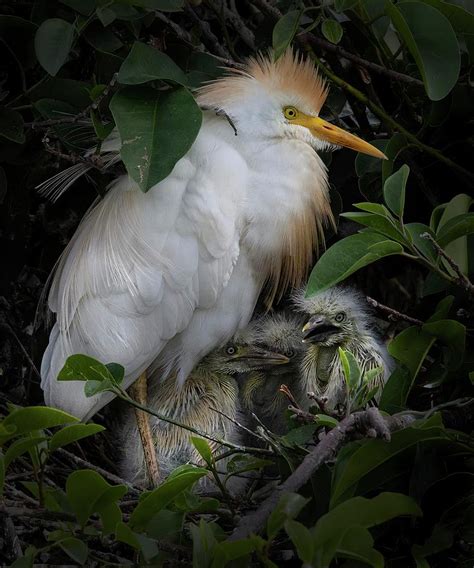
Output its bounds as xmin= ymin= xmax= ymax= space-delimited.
xmin=41 ymin=130 xmax=248 ymax=419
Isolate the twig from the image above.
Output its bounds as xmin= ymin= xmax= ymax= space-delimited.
xmin=279 ymin=384 xmax=301 ymax=409
xmin=251 ymin=0 xmax=423 ymax=87
xmin=1 ymin=504 xmax=23 ymax=560
xmin=209 ymin=406 xmax=264 ymax=443
xmin=185 ymin=5 xmax=234 ymax=60
xmin=366 ymin=296 xmax=423 ymax=326
xmin=26 ymin=73 xmax=118 ymax=129
xmin=288 ymin=405 xmax=315 ymax=423
xmin=421 ymin=233 xmax=474 ymax=296
xmin=305 ymin=49 xmax=474 ymax=183
xmin=228 ymin=407 xmax=415 ymax=540
xmin=55 ymin=448 xmax=141 ymax=496
xmin=42 ymin=136 xmax=105 ymax=171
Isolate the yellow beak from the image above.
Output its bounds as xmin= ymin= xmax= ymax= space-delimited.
xmin=293 ymin=114 xmax=387 ymax=159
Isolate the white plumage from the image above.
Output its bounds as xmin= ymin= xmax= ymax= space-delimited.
xmin=41 ymin=51 xmax=384 ymax=419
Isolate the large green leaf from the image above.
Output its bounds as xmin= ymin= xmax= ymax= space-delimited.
xmin=110 ymin=86 xmax=202 ymax=192
xmin=330 ymin=417 xmax=447 ymax=506
xmin=34 ymin=18 xmax=75 ymax=76
xmin=58 ymin=538 xmax=88 ymax=565
xmin=404 ymin=223 xmax=437 ymax=261
xmin=436 ymin=194 xmax=473 ymax=274
xmin=386 ymin=1 xmax=460 ymax=100
xmin=306 ymin=232 xmax=403 ymax=295
xmin=272 ymin=11 xmax=302 ymax=60
xmin=129 ymin=466 xmax=208 ymax=529
xmin=382 ymin=133 xmax=407 ymax=183
xmin=58 ymin=354 xmax=114 ymax=383
xmin=285 ymin=520 xmax=314 ymax=564
xmin=322 ymin=19 xmax=344 ymax=44
xmin=335 ymin=526 xmax=384 ymax=567
xmin=436 ymin=213 xmax=474 ymax=247
xmin=422 ymin=319 xmax=466 ymax=371
xmin=267 ymin=492 xmax=309 ymax=541
xmin=315 ymin=493 xmax=421 ymax=565
xmin=383 ymin=164 xmax=409 ymax=218
xmin=2 ymin=407 xmax=78 ymax=438
xmin=118 ymin=41 xmax=188 ymax=85
xmin=340 ymin=212 xmax=406 ymax=243
xmin=49 ymin=423 xmax=105 ymax=451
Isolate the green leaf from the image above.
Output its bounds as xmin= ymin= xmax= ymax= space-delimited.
xmin=339 ymin=348 xmax=362 ymax=391
xmin=267 ymin=492 xmax=309 ymax=541
xmin=386 ymin=1 xmax=460 ymax=101
xmin=314 ymin=414 xmax=340 ymax=429
xmin=382 ymin=133 xmax=407 ymax=183
xmin=306 ymin=232 xmax=403 ymax=295
xmin=212 ymin=537 xmax=264 ymax=567
xmin=355 ymin=140 xmax=389 ymax=176
xmin=0 ymin=109 xmax=25 ymax=144
xmin=191 ymin=437 xmax=213 ymax=465
xmin=118 ymin=42 xmax=188 ymax=85
xmin=330 ymin=418 xmax=447 ymax=506
xmin=388 ymin=326 xmax=435 ymax=378
xmin=226 ymin=454 xmax=274 ymax=475
xmin=272 ymin=11 xmax=302 ymax=60
xmin=110 ymin=85 xmax=202 ymax=192
xmin=340 ymin=212 xmax=406 ymax=244
xmin=281 ymin=424 xmax=318 ymax=446
xmin=321 ymin=19 xmax=344 ymax=43
xmin=58 ymin=354 xmax=114 ymax=383
xmin=379 ymin=365 xmax=413 ymax=414
xmin=4 ymin=436 xmax=48 ymax=469
xmin=436 ymin=213 xmax=474 ymax=247
xmin=2 ymin=407 xmax=78 ymax=437
xmin=34 ymin=18 xmax=75 ymax=76
xmin=404 ymin=223 xmax=437 ymax=261
xmin=435 ymin=194 xmax=472 ymax=275
xmin=91 ymin=111 xmax=115 ymax=141
xmin=422 ymin=319 xmax=466 ymax=371
xmin=285 ymin=519 xmax=314 ymax=564
xmin=129 ymin=467 xmax=208 ymax=529
xmin=49 ymin=424 xmax=105 ymax=451
xmin=58 ymin=538 xmax=88 ymax=565
xmin=115 ymin=522 xmax=160 ymax=561
xmin=66 ymin=470 xmax=125 ymax=527
xmin=383 ymin=164 xmax=409 ymax=217
xmin=336 ymin=526 xmax=384 ymax=567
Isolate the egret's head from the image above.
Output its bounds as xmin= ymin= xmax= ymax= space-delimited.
xmin=197 ymin=50 xmax=385 ymax=158
xmin=204 ymin=336 xmax=290 ymax=375
xmin=255 ymin=312 xmax=306 ymax=370
xmin=293 ymin=286 xmax=373 ymax=347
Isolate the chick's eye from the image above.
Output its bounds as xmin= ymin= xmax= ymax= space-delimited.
xmin=286 ymin=349 xmax=295 ymax=358
xmin=283 ymin=106 xmax=298 ymax=120
xmin=226 ymin=345 xmax=236 ymax=355
xmin=335 ymin=312 xmax=346 ymax=323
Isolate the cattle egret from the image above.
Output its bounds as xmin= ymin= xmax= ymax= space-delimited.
xmin=121 ymin=334 xmax=289 ymax=491
xmin=294 ymin=287 xmax=393 ymax=411
xmin=240 ymin=312 xmax=306 ymax=433
xmin=40 ymin=50 xmax=386 ymax=480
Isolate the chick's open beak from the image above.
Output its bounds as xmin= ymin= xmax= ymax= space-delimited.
xmin=302 ymin=315 xmax=340 ymax=343
xmin=236 ymin=346 xmax=290 ymax=368
xmin=293 ymin=114 xmax=387 ymax=159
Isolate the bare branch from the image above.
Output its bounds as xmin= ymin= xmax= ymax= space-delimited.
xmin=366 ymin=296 xmax=424 ymax=326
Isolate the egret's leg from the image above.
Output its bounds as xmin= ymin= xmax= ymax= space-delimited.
xmin=129 ymin=371 xmax=160 ymax=487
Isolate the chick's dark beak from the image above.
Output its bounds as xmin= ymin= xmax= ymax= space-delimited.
xmin=302 ymin=315 xmax=340 ymax=343
xmin=237 ymin=346 xmax=290 ymax=368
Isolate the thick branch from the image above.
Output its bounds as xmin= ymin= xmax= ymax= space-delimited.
xmin=228 ymin=408 xmax=415 ymax=541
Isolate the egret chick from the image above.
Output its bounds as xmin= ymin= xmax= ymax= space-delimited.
xmin=240 ymin=312 xmax=306 ymax=433
xmin=121 ymin=334 xmax=288 ymax=493
xmin=294 ymin=287 xmax=392 ymax=411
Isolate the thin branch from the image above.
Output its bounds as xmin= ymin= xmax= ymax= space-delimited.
xmin=421 ymin=233 xmax=474 ymax=296
xmin=25 ymin=73 xmax=118 ymax=129
xmin=42 ymin=136 xmax=105 ymax=170
xmin=209 ymin=406 xmax=265 ymax=443
xmin=228 ymin=408 xmax=416 ymax=541
xmin=366 ymin=296 xmax=423 ymax=326
xmin=252 ymin=0 xmax=423 ymax=86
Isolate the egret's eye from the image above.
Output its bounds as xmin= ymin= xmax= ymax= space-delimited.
xmin=226 ymin=345 xmax=236 ymax=355
xmin=335 ymin=312 xmax=346 ymax=323
xmin=283 ymin=106 xmax=298 ymax=120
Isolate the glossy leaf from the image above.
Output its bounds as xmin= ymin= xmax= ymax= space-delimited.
xmin=335 ymin=525 xmax=384 ymax=567
xmin=330 ymin=417 xmax=447 ymax=505
xmin=2 ymin=407 xmax=78 ymax=437
xmin=34 ymin=18 xmax=75 ymax=76
xmin=355 ymin=140 xmax=389 ymax=176
xmin=49 ymin=423 xmax=105 ymax=451
xmin=273 ymin=11 xmax=301 ymax=60
xmin=110 ymin=85 xmax=202 ymax=192
xmin=129 ymin=466 xmax=208 ymax=529
xmin=58 ymin=354 xmax=115 ymax=386
xmin=0 ymin=109 xmax=25 ymax=144
xmin=191 ymin=437 xmax=213 ymax=466
xmin=386 ymin=1 xmax=460 ymax=101
xmin=404 ymin=223 xmax=437 ymax=261
xmin=322 ymin=19 xmax=343 ymax=43
xmin=388 ymin=326 xmax=435 ymax=378
xmin=436 ymin=213 xmax=474 ymax=247
xmin=285 ymin=519 xmax=314 ymax=564
xmin=379 ymin=365 xmax=413 ymax=414
xmin=58 ymin=538 xmax=88 ymax=565
xmin=4 ymin=436 xmax=47 ymax=469
xmin=118 ymin=41 xmax=188 ymax=85
xmin=383 ymin=164 xmax=409 ymax=217
xmin=422 ymin=319 xmax=466 ymax=370
xmin=306 ymin=232 xmax=403 ymax=295
xmin=341 ymin=212 xmax=405 ymax=243
xmin=382 ymin=133 xmax=407 ymax=183
xmin=436 ymin=194 xmax=472 ymax=275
